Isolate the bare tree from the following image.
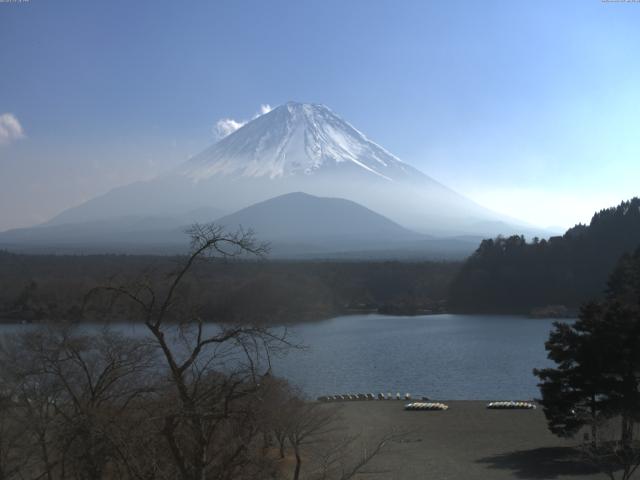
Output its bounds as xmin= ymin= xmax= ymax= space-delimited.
xmin=279 ymin=398 xmax=404 ymax=480
xmin=252 ymin=375 xmax=294 ymax=459
xmin=582 ymin=417 xmax=640 ymax=480
xmin=310 ymin=430 xmax=403 ymax=480
xmin=0 ymin=223 xmax=403 ymax=480
xmin=89 ymin=224 xmax=290 ymax=480
xmin=0 ymin=392 xmax=31 ymax=480
xmin=284 ymin=400 xmax=342 ymax=480
xmin=0 ymin=325 xmax=157 ymax=480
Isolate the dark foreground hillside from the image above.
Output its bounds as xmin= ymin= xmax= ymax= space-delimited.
xmin=0 ymin=252 xmax=459 ymax=323
xmin=450 ymin=198 xmax=640 ymax=313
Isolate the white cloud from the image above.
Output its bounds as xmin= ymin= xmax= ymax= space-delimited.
xmin=0 ymin=113 xmax=25 ymax=145
xmin=259 ymin=104 xmax=272 ymax=115
xmin=214 ymin=118 xmax=246 ymax=138
xmin=212 ymin=103 xmax=273 ymax=139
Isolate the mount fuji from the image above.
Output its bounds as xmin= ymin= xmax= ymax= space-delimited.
xmin=181 ymin=101 xmax=428 ymax=183
xmin=46 ymin=102 xmax=518 ymax=234
xmin=0 ymin=102 xmax=538 ymax=256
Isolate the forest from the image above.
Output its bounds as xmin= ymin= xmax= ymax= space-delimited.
xmin=0 ymin=250 xmax=458 ymax=324
xmin=449 ymin=198 xmax=640 ymax=313
xmin=3 ymin=198 xmax=640 ymax=322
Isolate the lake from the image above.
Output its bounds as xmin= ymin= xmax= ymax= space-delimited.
xmin=271 ymin=314 xmax=566 ymax=400
xmin=0 ymin=314 xmax=569 ymax=400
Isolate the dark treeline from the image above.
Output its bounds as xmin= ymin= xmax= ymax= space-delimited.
xmin=534 ymin=247 xmax=640 ymax=480
xmin=4 ymin=197 xmax=640 ymax=320
xmin=450 ymin=198 xmax=640 ymax=314
xmin=0 ymin=251 xmax=459 ymax=323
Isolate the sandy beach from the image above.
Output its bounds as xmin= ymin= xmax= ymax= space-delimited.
xmin=332 ymin=400 xmax=624 ymax=480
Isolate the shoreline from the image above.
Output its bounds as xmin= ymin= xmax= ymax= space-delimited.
xmin=0 ymin=311 xmax=577 ymax=325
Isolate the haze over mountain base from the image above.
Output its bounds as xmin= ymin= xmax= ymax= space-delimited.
xmin=0 ymin=103 xmax=549 ymax=257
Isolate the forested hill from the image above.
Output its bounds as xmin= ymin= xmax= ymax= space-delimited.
xmin=449 ymin=198 xmax=640 ymax=314
xmin=0 ymin=254 xmax=459 ymax=323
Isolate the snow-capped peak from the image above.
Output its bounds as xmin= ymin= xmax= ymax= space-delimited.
xmin=181 ymin=102 xmax=422 ymax=182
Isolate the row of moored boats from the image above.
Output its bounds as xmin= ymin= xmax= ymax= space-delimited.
xmin=318 ymin=393 xmax=420 ymax=402
xmin=405 ymin=402 xmax=448 ymax=411
xmin=318 ymin=394 xmax=536 ymax=411
xmin=486 ymin=401 xmax=536 ymax=409
xmin=405 ymin=401 xmax=536 ymax=411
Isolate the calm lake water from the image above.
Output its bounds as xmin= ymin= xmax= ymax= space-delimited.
xmin=271 ymin=314 xmax=566 ymax=400
xmin=0 ymin=314 xmax=569 ymax=400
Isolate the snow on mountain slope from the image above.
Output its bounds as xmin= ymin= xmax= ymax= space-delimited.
xmin=38 ymin=101 xmax=532 ymax=238
xmin=181 ymin=102 xmax=422 ymax=182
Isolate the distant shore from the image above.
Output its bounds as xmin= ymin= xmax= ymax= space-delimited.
xmin=0 ymin=308 xmax=578 ymax=325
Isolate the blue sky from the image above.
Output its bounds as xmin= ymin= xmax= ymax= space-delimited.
xmin=1 ymin=0 xmax=639 ymax=230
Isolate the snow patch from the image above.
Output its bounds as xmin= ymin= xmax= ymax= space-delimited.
xmin=189 ymin=102 xmax=416 ymax=183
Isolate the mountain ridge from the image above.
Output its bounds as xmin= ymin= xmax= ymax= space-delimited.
xmin=24 ymin=101 xmax=535 ymax=238
xmin=215 ymin=191 xmax=422 ymax=241
xmin=0 ymin=192 xmax=481 ymax=259
xmin=181 ymin=103 xmax=418 ymax=181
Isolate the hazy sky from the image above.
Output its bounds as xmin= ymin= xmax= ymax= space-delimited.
xmin=1 ymin=0 xmax=639 ymax=231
